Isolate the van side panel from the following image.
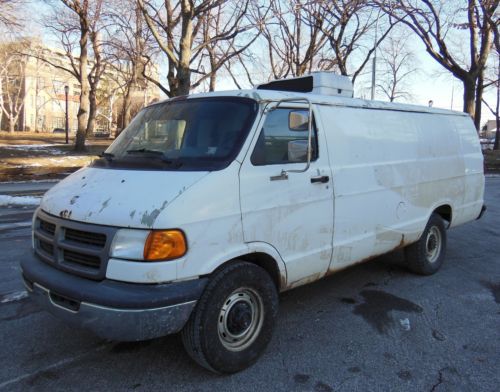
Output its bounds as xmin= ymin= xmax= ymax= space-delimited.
xmin=450 ymin=115 xmax=485 ymax=227
xmin=317 ymin=105 xmax=483 ymax=271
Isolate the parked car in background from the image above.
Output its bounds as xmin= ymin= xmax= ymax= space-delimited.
xmin=480 ymin=137 xmax=494 ymax=150
xmin=92 ymin=130 xmax=111 ymax=138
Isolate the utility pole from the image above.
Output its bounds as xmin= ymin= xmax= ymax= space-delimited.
xmin=64 ymin=85 xmax=69 ymax=144
xmin=371 ymin=9 xmax=382 ymax=100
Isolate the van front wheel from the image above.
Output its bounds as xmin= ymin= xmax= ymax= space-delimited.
xmin=181 ymin=261 xmax=279 ymax=373
xmin=405 ymin=213 xmax=447 ymax=275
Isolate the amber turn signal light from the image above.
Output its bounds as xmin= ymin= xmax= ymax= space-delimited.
xmin=143 ymin=230 xmax=187 ymax=261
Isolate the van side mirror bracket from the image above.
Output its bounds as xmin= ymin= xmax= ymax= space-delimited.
xmin=270 ymin=170 xmax=289 ymax=181
xmin=266 ymin=97 xmax=313 ymax=181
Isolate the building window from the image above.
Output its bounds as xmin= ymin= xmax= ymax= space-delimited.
xmin=53 ymin=80 xmax=64 ymax=95
xmin=53 ymin=117 xmax=65 ymax=129
xmin=37 ymin=77 xmax=45 ymax=89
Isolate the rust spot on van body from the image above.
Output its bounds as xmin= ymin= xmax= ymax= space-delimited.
xmin=59 ymin=209 xmax=72 ymax=219
xmin=327 ymin=236 xmax=408 ymax=277
xmin=98 ymin=198 xmax=112 ymax=213
xmin=397 ymin=234 xmax=405 ymax=249
xmin=140 ymin=200 xmax=168 ymax=227
xmin=286 ymin=272 xmax=323 ymax=290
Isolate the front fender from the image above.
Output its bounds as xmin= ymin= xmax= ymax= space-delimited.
xmin=177 ymin=241 xmax=287 ymax=290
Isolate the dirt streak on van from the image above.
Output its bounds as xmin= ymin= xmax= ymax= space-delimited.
xmin=21 ymin=72 xmax=485 ymax=374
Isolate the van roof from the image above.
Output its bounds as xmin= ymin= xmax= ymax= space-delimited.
xmin=154 ymin=88 xmax=469 ymax=118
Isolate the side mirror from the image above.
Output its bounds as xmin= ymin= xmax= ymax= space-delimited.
xmin=288 ymin=140 xmax=308 ymax=162
xmin=289 ymin=110 xmax=309 ymax=131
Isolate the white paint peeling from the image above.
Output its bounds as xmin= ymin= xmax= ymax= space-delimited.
xmin=0 ymin=290 xmax=28 ymax=304
xmin=399 ymin=318 xmax=411 ymax=331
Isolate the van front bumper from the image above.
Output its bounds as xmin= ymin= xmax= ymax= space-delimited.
xmin=21 ymin=255 xmax=208 ymax=341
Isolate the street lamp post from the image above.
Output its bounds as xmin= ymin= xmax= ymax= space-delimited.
xmin=64 ymin=85 xmax=69 ymax=144
xmin=371 ymin=9 xmax=382 ymax=100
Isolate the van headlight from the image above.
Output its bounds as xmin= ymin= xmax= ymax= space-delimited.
xmin=110 ymin=229 xmax=187 ymax=261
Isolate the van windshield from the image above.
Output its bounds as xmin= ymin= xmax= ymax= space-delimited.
xmin=96 ymin=97 xmax=258 ymax=171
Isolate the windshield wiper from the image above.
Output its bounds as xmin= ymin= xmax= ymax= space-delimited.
xmin=126 ymin=148 xmax=165 ymax=155
xmin=126 ymin=148 xmax=183 ymax=167
xmin=100 ymin=152 xmax=115 ymax=161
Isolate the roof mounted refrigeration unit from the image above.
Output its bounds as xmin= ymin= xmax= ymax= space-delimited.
xmin=256 ymin=72 xmax=354 ymax=97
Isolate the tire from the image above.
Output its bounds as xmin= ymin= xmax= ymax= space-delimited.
xmin=405 ymin=213 xmax=447 ymax=275
xmin=181 ymin=261 xmax=279 ymax=374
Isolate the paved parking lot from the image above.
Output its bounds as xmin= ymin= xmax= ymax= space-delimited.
xmin=0 ymin=177 xmax=499 ymax=391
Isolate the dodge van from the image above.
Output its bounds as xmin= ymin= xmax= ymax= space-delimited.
xmin=22 ymin=72 xmax=485 ymax=373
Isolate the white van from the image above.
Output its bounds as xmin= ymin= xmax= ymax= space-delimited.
xmin=22 ymin=73 xmax=485 ymax=373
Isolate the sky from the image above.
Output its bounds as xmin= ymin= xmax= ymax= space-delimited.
xmin=27 ymin=1 xmax=498 ymax=125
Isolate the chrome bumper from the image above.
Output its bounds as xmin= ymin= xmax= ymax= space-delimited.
xmin=26 ymin=280 xmax=196 ymax=341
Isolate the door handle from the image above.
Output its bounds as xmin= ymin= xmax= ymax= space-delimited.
xmin=310 ymin=175 xmax=329 ymax=184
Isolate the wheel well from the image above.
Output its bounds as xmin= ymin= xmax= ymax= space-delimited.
xmin=434 ymin=205 xmax=452 ymax=227
xmin=227 ymin=253 xmax=283 ymax=291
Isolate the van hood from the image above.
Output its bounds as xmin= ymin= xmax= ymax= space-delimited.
xmin=40 ymin=167 xmax=209 ymax=228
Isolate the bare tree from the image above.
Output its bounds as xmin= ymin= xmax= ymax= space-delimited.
xmin=0 ymin=41 xmax=27 ymax=133
xmin=319 ymin=0 xmax=396 ymax=84
xmin=138 ymin=0 xmax=259 ymax=97
xmin=257 ymin=0 xmax=330 ymax=80
xmin=378 ymin=0 xmax=499 ymax=130
xmin=0 ymin=0 xmax=22 ymax=30
xmin=483 ymin=11 xmax=499 ymax=149
xmin=193 ymin=1 xmax=261 ymax=91
xmin=31 ymin=56 xmax=60 ymax=131
xmin=106 ymin=0 xmax=159 ymax=129
xmin=223 ymin=49 xmax=259 ymax=89
xmin=376 ymin=34 xmax=418 ymax=102
xmin=42 ymin=0 xmax=107 ymax=151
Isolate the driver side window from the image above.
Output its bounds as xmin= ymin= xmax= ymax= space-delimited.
xmin=251 ymin=108 xmax=318 ymax=166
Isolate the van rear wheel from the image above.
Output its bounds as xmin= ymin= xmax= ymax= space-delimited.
xmin=405 ymin=213 xmax=447 ymax=275
xmin=181 ymin=261 xmax=279 ymax=373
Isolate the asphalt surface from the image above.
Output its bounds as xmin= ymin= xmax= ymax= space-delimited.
xmin=0 ymin=178 xmax=499 ymax=391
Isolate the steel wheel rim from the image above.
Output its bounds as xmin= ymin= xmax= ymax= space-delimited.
xmin=218 ymin=288 xmax=264 ymax=352
xmin=426 ymin=226 xmax=442 ymax=263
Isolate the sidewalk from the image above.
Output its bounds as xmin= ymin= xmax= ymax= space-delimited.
xmin=0 ymin=181 xmax=57 ymax=196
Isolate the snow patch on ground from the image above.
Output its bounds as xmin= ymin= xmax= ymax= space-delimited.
xmin=0 ymin=291 xmax=28 ymax=304
xmin=2 ymin=144 xmax=66 ymax=155
xmin=2 ymin=144 xmax=58 ymax=149
xmin=19 ymin=163 xmax=42 ymax=167
xmin=0 ymin=179 xmax=60 ymax=184
xmin=0 ymin=195 xmax=41 ymax=206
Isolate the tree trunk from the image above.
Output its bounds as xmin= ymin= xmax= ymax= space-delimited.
xmin=177 ymin=66 xmax=191 ymax=96
xmin=121 ymin=83 xmax=132 ymax=130
xmin=177 ymin=0 xmax=193 ymax=96
xmin=462 ymin=77 xmax=476 ymax=121
xmin=75 ymin=23 xmax=90 ymax=152
xmin=474 ymin=72 xmax=484 ymax=131
xmin=9 ymin=119 xmax=14 ymax=133
xmin=209 ymin=72 xmax=216 ymax=92
xmin=86 ymin=87 xmax=97 ymax=136
xmin=494 ymin=80 xmax=500 ymax=151
xmin=494 ymin=59 xmax=500 ymax=151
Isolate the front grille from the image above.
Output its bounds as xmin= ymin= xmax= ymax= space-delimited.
xmin=39 ymin=240 xmax=53 ymax=255
xmin=33 ymin=211 xmax=116 ymax=280
xmin=63 ymin=250 xmax=101 ymax=269
xmin=40 ymin=220 xmax=56 ymax=236
xmin=65 ymin=228 xmax=106 ymax=248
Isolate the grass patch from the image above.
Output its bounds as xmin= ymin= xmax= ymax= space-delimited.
xmin=0 ymin=131 xmax=112 ymax=182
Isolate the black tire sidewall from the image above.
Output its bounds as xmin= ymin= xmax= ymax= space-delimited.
xmin=196 ymin=263 xmax=278 ymax=373
xmin=407 ymin=213 xmax=447 ymax=275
